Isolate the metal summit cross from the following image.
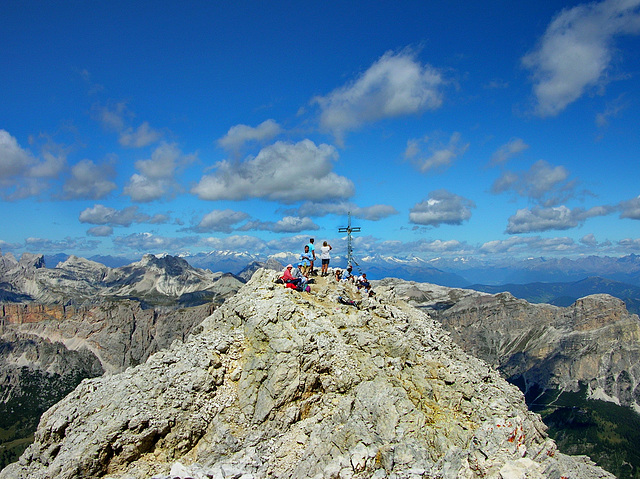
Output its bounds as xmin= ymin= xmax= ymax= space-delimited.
xmin=338 ymin=212 xmax=361 ymax=267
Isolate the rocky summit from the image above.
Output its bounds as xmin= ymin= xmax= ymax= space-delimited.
xmin=1 ymin=270 xmax=613 ymax=479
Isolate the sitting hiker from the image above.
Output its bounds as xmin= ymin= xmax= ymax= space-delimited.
xmin=356 ymin=273 xmax=371 ymax=292
xmin=342 ymin=265 xmax=355 ymax=283
xmin=293 ymin=265 xmax=309 ymax=285
xmin=334 ymin=268 xmax=342 ymax=281
xmin=281 ymin=264 xmax=301 ymax=286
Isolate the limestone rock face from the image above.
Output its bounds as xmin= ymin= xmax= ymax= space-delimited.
xmin=1 ymin=301 xmax=215 ymax=374
xmin=399 ymin=283 xmax=640 ymax=412
xmin=373 ymin=278 xmax=486 ymax=310
xmin=237 ymin=258 xmax=284 ymax=282
xmin=0 ymin=298 xmax=216 ymax=469
xmin=1 ymin=270 xmax=613 ymax=479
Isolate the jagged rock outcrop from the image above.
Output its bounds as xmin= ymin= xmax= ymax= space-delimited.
xmin=1 ymin=270 xmax=613 ymax=478
xmin=374 ymin=278 xmax=485 ymax=310
xmin=0 ymin=252 xmax=243 ymax=307
xmin=0 ymin=251 xmax=19 ymax=272
xmin=237 ymin=258 xmax=284 ymax=282
xmin=386 ymin=280 xmax=640 ymax=413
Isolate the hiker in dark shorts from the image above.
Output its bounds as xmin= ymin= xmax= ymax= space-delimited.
xmin=320 ymin=241 xmax=332 ymax=277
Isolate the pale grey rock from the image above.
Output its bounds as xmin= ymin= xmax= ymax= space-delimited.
xmin=102 ymin=254 xmax=225 ymax=299
xmin=237 ymin=258 xmax=283 ymax=282
xmin=0 ymin=251 xmax=19 ymax=273
xmin=0 ymin=329 xmax=104 ymax=404
xmin=0 ymin=300 xmax=217 ymax=468
xmin=1 ymin=270 xmax=613 ymax=479
xmin=373 ymin=278 xmax=485 ymax=309
xmin=386 ymin=279 xmax=640 ymax=412
xmin=0 ymin=252 xmax=243 ymax=307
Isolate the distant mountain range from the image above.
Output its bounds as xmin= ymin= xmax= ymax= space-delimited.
xmin=428 ymin=254 xmax=640 ymax=286
xmin=37 ymin=252 xmax=640 ymax=288
xmin=2 ymin=252 xmax=243 ymax=308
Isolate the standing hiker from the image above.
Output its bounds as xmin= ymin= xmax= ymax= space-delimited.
xmin=306 ymin=238 xmax=316 ymax=275
xmin=320 ymin=241 xmax=332 ymax=277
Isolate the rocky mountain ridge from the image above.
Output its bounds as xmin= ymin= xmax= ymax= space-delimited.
xmin=442 ymin=293 xmax=640 ymax=411
xmin=1 ymin=270 xmax=613 ymax=478
xmin=377 ymin=278 xmax=640 ymax=412
xmin=0 ymin=252 xmax=243 ymax=307
xmin=374 ymin=277 xmax=640 ymax=477
xmin=0 ymin=299 xmax=217 ymax=469
xmin=39 ymin=251 xmax=640 ymax=287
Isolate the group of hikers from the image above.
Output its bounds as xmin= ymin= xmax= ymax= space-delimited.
xmin=295 ymin=237 xmax=335 ymax=278
xmin=278 ymin=238 xmax=374 ymax=298
xmin=335 ymin=266 xmax=372 ymax=294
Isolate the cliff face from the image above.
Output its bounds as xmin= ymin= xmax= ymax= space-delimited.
xmin=433 ymin=293 xmax=640 ymax=412
xmin=1 ymin=270 xmax=613 ymax=479
xmin=1 ymin=303 xmax=80 ymax=324
xmin=379 ymin=277 xmax=640 ymax=413
xmin=1 ymin=301 xmax=215 ymax=374
xmin=0 ymin=300 xmax=216 ymax=469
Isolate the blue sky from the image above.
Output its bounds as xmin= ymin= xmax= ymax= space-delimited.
xmin=2 ymin=0 xmax=640 ymax=264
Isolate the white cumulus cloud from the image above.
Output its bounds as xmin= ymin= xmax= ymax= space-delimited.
xmin=63 ymin=159 xmax=117 ymax=200
xmin=522 ymin=0 xmax=640 ymax=116
xmin=294 ymin=201 xmax=398 ymax=221
xmin=87 ymin=225 xmax=114 ymax=237
xmin=313 ymin=50 xmax=445 ymax=143
xmin=488 ymin=138 xmax=529 ymax=166
xmin=506 ymin=204 xmax=614 ymax=233
xmin=119 ymin=121 xmax=162 ymax=148
xmin=480 ymin=236 xmax=578 ymax=254
xmin=218 ymin=119 xmax=283 ymax=152
xmin=0 ymin=129 xmax=36 ymax=181
xmin=193 ymin=209 xmax=250 ymax=233
xmin=192 ymin=140 xmax=354 ymax=204
xmin=95 ymin=103 xmax=162 ymax=147
xmin=79 ymin=204 xmax=156 ymax=227
xmin=404 ymin=132 xmax=469 ymax=174
xmin=620 ymin=195 xmax=640 ymax=219
xmin=0 ymin=129 xmax=67 ymax=199
xmin=239 ymin=216 xmax=319 ymax=233
xmin=409 ymin=190 xmax=475 ymax=227
xmin=491 ymin=160 xmax=577 ymax=207
xmin=124 ymin=143 xmax=195 ymax=202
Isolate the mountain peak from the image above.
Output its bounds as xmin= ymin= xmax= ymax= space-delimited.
xmin=1 ymin=269 xmax=613 ymax=478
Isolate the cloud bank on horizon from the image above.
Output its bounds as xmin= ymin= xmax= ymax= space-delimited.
xmin=1 ymin=0 xmax=640 ymax=264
